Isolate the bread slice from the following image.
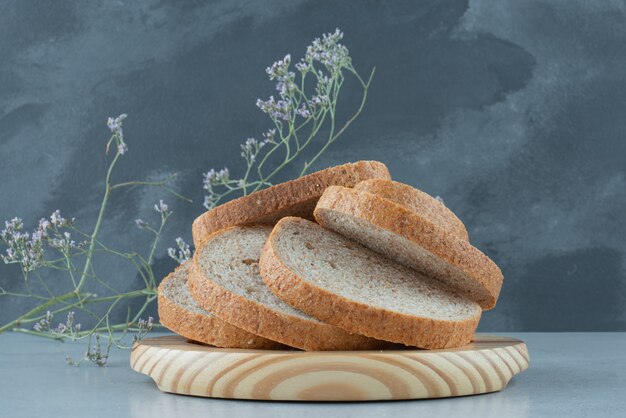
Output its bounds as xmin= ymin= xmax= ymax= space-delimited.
xmin=314 ymin=187 xmax=503 ymax=310
xmin=354 ymin=179 xmax=468 ymax=241
xmin=191 ymin=161 xmax=391 ymax=247
xmin=158 ymin=261 xmax=283 ymax=349
xmin=260 ymin=217 xmax=481 ymax=349
xmin=188 ymin=225 xmax=388 ymax=351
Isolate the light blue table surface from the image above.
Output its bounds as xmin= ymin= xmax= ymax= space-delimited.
xmin=1 ymin=332 xmax=625 ymax=418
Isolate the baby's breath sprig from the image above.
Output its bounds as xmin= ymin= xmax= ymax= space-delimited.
xmin=201 ymin=29 xmax=375 ymax=210
xmin=0 ymin=115 xmax=190 ymax=365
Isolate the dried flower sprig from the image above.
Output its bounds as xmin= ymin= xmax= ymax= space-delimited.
xmin=0 ymin=115 xmax=190 ymax=365
xmin=202 ymin=29 xmax=375 ymax=210
xmin=2 ymin=30 xmax=375 ymax=368
xmin=167 ymin=238 xmax=191 ymax=264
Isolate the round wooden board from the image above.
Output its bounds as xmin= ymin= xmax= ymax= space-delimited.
xmin=130 ymin=334 xmax=529 ymax=401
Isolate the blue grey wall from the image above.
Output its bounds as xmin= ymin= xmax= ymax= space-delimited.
xmin=1 ymin=0 xmax=624 ymax=331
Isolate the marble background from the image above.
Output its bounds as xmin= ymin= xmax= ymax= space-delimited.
xmin=1 ymin=0 xmax=624 ymax=331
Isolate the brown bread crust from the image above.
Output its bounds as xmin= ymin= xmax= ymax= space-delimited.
xmin=354 ymin=179 xmax=469 ymax=241
xmin=191 ymin=161 xmax=391 ymax=247
xmin=314 ymin=187 xmax=503 ymax=310
xmin=188 ymin=227 xmax=390 ymax=351
xmin=260 ymin=218 xmax=480 ymax=349
xmin=157 ymin=264 xmax=284 ymax=349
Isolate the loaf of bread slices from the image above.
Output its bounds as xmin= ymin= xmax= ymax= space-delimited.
xmin=155 ymin=161 xmax=504 ymax=351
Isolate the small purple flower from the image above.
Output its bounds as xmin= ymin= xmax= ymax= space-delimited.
xmin=118 ymin=142 xmax=128 ymax=155
xmin=107 ymin=114 xmax=128 ymax=156
xmin=33 ymin=311 xmax=53 ymax=333
xmin=262 ymin=129 xmax=277 ymax=144
xmin=37 ymin=218 xmax=50 ymax=233
xmin=50 ymin=210 xmax=69 ymax=227
xmin=311 ymin=95 xmax=329 ymax=107
xmin=305 ymin=29 xmax=350 ymax=74
xmin=49 ymin=232 xmax=76 ymax=250
xmin=133 ymin=316 xmax=155 ymax=343
xmin=240 ymin=137 xmax=269 ymax=162
xmin=135 ymin=219 xmax=148 ymax=229
xmin=256 ymin=96 xmax=292 ymax=121
xmin=202 ymin=168 xmax=230 ymax=194
xmin=52 ymin=311 xmax=80 ymax=336
xmin=167 ymin=237 xmax=191 ymax=264
xmin=296 ymin=104 xmax=311 ymax=118
xmin=86 ymin=334 xmax=108 ymax=367
xmin=137 ymin=316 xmax=154 ymax=331
xmin=1 ymin=217 xmax=46 ymax=270
xmin=266 ymin=54 xmax=291 ymax=80
xmin=107 ymin=114 xmax=127 ymax=137
xmin=154 ymin=200 xmax=169 ymax=214
xmin=3 ymin=217 xmax=23 ymax=235
xmin=243 ymin=137 xmax=258 ymax=149
xmin=295 ymin=60 xmax=310 ymax=73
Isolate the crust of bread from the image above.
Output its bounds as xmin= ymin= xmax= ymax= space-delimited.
xmin=260 ymin=218 xmax=480 ymax=349
xmin=158 ymin=264 xmax=284 ymax=349
xmin=314 ymin=187 xmax=503 ymax=310
xmin=354 ymin=179 xmax=469 ymax=241
xmin=188 ymin=227 xmax=390 ymax=351
xmin=192 ymin=161 xmax=391 ymax=247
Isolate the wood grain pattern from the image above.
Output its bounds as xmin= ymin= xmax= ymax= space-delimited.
xmin=130 ymin=334 xmax=529 ymax=401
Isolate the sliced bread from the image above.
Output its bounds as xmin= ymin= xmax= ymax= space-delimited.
xmin=191 ymin=161 xmax=391 ymax=247
xmin=354 ymin=179 xmax=469 ymax=241
xmin=158 ymin=261 xmax=283 ymax=349
xmin=314 ymin=186 xmax=503 ymax=310
xmin=188 ymin=225 xmax=388 ymax=351
xmin=260 ymin=217 xmax=481 ymax=349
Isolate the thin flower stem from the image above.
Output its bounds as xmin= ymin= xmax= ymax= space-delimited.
xmin=12 ymin=328 xmax=66 ymax=340
xmin=0 ymin=290 xmax=38 ymax=298
xmin=256 ymin=140 xmax=284 ymax=182
xmin=0 ymin=290 xmax=78 ymax=333
xmin=300 ymin=67 xmax=375 ymax=176
xmin=111 ymin=179 xmax=192 ymax=203
xmin=253 ymin=113 xmax=326 ymax=192
xmin=85 ymin=289 xmax=155 ymax=303
xmin=146 ymin=212 xmax=167 ymax=266
xmin=21 ymin=302 xmax=95 ymax=325
xmin=241 ymin=162 xmax=252 ymax=195
xmin=89 ymin=272 xmax=122 ymax=295
xmin=32 ymin=270 xmax=57 ymax=299
xmin=64 ymin=253 xmax=79 ymax=291
xmin=76 ymin=149 xmax=120 ymax=295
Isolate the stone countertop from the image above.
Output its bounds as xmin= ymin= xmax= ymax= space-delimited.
xmin=1 ymin=332 xmax=624 ymax=418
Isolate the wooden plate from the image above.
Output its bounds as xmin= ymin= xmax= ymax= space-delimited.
xmin=130 ymin=334 xmax=529 ymax=401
